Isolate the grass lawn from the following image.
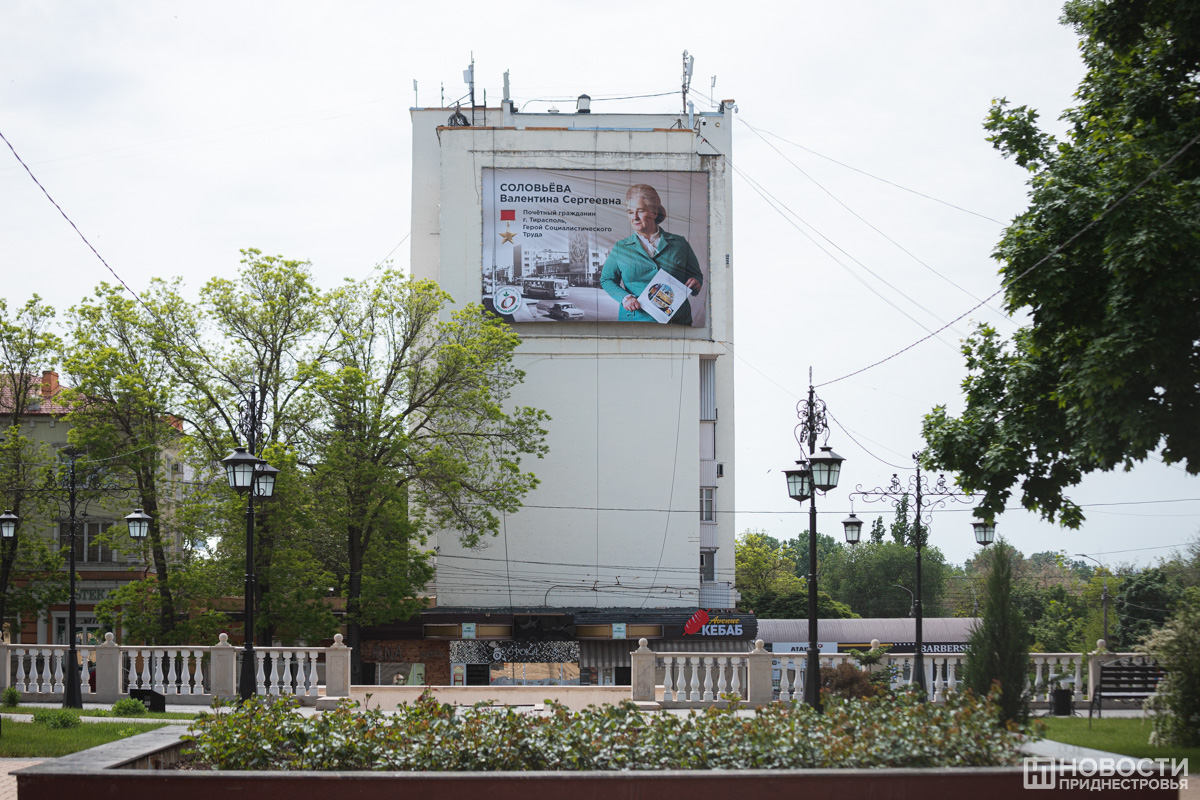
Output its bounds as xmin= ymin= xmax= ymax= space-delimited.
xmin=0 ymin=720 xmax=168 ymax=757
xmin=0 ymin=705 xmax=198 ymax=720
xmin=1041 ymin=717 xmax=1200 ymax=764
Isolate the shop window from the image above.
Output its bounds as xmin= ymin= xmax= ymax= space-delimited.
xmin=378 ymin=662 xmax=426 ymax=685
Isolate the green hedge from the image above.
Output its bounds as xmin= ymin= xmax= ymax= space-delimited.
xmin=184 ymin=690 xmax=1027 ymax=771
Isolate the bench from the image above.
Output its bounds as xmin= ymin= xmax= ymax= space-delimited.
xmin=1088 ymin=656 xmax=1163 ymax=723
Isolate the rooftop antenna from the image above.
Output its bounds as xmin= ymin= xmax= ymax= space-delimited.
xmin=465 ymin=53 xmax=475 ymax=105
xmin=413 ymin=79 xmax=418 ymax=107
xmin=503 ymin=70 xmax=510 ymax=104
xmin=681 ymin=50 xmax=695 ymax=114
xmin=710 ymin=75 xmax=717 ymax=107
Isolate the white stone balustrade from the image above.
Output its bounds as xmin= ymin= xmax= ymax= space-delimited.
xmin=0 ymin=631 xmax=351 ymax=704
xmin=631 ymin=639 xmax=1121 ymax=707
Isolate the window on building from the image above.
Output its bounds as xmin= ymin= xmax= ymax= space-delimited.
xmin=700 ymin=551 xmax=716 ymax=582
xmin=700 ymin=488 xmax=714 ymax=521
xmin=58 ymin=522 xmax=114 ymax=563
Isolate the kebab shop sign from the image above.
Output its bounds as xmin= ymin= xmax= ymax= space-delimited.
xmin=683 ymin=609 xmax=745 ymax=637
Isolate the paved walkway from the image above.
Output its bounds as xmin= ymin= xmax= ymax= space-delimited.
xmin=0 ymin=761 xmax=42 ymax=800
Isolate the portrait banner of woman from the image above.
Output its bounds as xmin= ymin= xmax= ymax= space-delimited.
xmin=481 ymin=169 xmax=710 ymax=328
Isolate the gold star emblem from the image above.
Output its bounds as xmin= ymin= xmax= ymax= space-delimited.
xmin=499 ymin=222 xmax=516 ymax=244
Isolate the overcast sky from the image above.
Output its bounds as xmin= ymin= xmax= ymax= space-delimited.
xmin=3 ymin=1 xmax=1196 ymax=572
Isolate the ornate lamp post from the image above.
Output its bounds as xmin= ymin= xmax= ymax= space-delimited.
xmin=220 ymin=388 xmax=278 ymax=701
xmin=781 ymin=382 xmax=845 ymax=710
xmin=848 ymin=454 xmax=993 ymax=696
xmin=2 ymin=450 xmax=150 ymax=708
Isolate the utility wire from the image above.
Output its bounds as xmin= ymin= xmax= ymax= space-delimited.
xmin=1 ymin=129 xmax=155 ymax=320
xmin=814 ymin=128 xmax=1200 ymax=389
xmin=737 ymin=116 xmax=1013 ymax=324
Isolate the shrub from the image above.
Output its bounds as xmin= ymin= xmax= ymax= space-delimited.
xmin=820 ymin=662 xmax=878 ymax=699
xmin=1143 ymin=602 xmax=1200 ymax=747
xmin=1 ymin=686 xmax=20 ymax=708
xmin=183 ymin=689 xmax=1026 ymax=771
xmin=32 ymin=709 xmax=81 ymax=729
xmin=112 ymin=698 xmax=148 ymax=717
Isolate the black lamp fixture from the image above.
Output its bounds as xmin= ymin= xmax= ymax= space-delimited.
xmin=222 ymin=446 xmax=260 ymax=492
xmin=807 ymin=446 xmax=846 ymax=492
xmin=0 ymin=509 xmax=17 ymax=539
xmin=972 ymin=517 xmax=997 ymax=546
xmin=124 ymin=508 xmax=152 ymax=539
xmin=784 ymin=462 xmax=813 ymax=502
xmin=252 ymin=462 xmax=279 ymax=499
xmin=841 ymin=512 xmax=863 ymax=545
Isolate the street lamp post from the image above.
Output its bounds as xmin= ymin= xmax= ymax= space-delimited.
xmin=848 ymin=454 xmax=993 ymax=696
xmin=1 ymin=450 xmax=150 ymax=709
xmin=221 ymin=388 xmax=278 ymax=701
xmin=782 ymin=382 xmax=845 ymax=710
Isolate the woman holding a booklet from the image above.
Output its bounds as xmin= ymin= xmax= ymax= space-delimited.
xmin=600 ymin=183 xmax=703 ymax=325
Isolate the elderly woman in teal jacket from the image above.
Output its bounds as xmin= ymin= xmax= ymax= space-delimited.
xmin=601 ymin=183 xmax=703 ymax=324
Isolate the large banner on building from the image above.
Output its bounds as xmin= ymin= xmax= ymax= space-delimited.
xmin=482 ymin=169 xmax=710 ymax=328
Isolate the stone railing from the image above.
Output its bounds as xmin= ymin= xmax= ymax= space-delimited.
xmin=1 ymin=632 xmax=351 ymax=705
xmin=631 ymin=638 xmax=1113 ymax=707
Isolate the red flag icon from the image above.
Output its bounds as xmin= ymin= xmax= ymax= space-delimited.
xmin=500 ymin=210 xmax=515 ymax=221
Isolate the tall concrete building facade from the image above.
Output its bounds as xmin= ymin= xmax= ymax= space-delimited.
xmin=382 ymin=90 xmax=744 ymax=686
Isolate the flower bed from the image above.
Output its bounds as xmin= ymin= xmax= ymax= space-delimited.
xmin=183 ymin=690 xmax=1026 ymax=771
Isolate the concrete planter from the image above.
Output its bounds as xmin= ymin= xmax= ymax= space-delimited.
xmin=17 ymin=727 xmax=1178 ymax=799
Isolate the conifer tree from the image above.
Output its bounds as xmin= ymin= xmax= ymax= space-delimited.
xmin=962 ymin=541 xmax=1031 ymax=726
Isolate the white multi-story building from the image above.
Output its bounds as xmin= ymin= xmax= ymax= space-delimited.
xmin=385 ymin=87 xmax=743 ymax=686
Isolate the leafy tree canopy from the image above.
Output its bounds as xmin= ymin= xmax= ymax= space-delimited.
xmin=923 ymin=0 xmax=1200 ymax=526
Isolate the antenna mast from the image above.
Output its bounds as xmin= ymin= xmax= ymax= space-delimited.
xmin=681 ymin=50 xmax=694 ymax=114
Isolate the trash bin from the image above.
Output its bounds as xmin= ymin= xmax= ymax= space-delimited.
xmin=129 ymin=688 xmax=166 ymax=713
xmin=1051 ymin=687 xmax=1073 ymax=716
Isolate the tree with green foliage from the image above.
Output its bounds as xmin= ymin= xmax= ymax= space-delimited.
xmin=1111 ymin=566 xmax=1181 ymax=650
xmin=1143 ymin=598 xmax=1200 ymax=747
xmin=868 ymin=516 xmax=886 ymax=545
xmin=734 ymin=531 xmax=803 ymax=599
xmin=820 ymin=539 xmax=949 ymax=619
xmin=305 ymin=272 xmax=548 ymax=680
xmin=0 ymin=296 xmax=67 ymax=631
xmin=781 ymin=532 xmax=840 ymax=583
xmin=923 ymin=0 xmax=1200 ymax=527
xmin=61 ymin=283 xmax=194 ymax=641
xmin=962 ymin=541 xmax=1032 ymax=726
xmin=148 ymin=250 xmax=337 ymax=645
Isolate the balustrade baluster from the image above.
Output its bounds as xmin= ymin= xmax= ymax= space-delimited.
xmin=285 ymin=651 xmax=297 ymax=694
xmin=307 ymin=651 xmax=319 ymax=697
xmin=151 ymin=650 xmax=164 ymax=693
xmin=674 ymin=658 xmax=686 ymax=701
xmin=80 ymin=653 xmax=90 ymax=696
xmin=716 ymin=656 xmax=729 ymax=697
xmin=932 ymin=658 xmax=945 ymax=702
xmin=268 ymin=652 xmax=281 ymax=695
xmin=662 ymin=656 xmax=674 ymax=701
xmin=48 ymin=649 xmax=61 ymax=694
xmin=701 ymin=657 xmax=714 ymax=701
xmin=255 ymin=651 xmax=267 ymax=695
xmin=947 ymin=657 xmax=959 ymax=694
xmin=192 ymin=649 xmax=203 ymax=694
xmin=688 ymin=657 xmax=700 ymax=701
xmin=730 ymin=657 xmax=742 ymax=698
xmin=15 ymin=649 xmax=26 ymax=693
xmin=166 ymin=650 xmax=178 ymax=695
xmin=1072 ymin=655 xmax=1083 ymax=702
xmin=137 ymin=649 xmax=150 ymax=690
